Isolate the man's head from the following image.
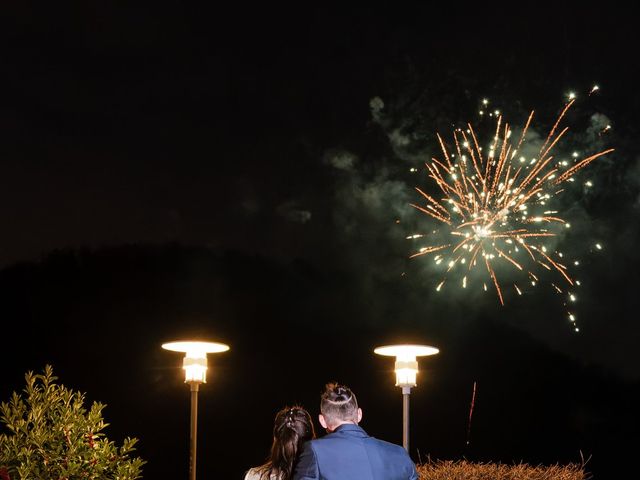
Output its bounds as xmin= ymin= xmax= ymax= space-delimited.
xmin=318 ymin=382 xmax=362 ymax=431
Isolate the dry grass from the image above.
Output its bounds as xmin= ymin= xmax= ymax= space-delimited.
xmin=417 ymin=459 xmax=587 ymax=480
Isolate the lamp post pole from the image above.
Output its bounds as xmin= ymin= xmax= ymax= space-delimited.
xmin=162 ymin=340 xmax=229 ymax=480
xmin=402 ymin=386 xmax=410 ymax=451
xmin=189 ymin=382 xmax=199 ymax=480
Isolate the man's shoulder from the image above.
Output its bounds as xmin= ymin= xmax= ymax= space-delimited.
xmin=304 ymin=428 xmax=360 ymax=452
xmin=297 ymin=432 xmax=417 ymax=479
xmin=365 ymin=435 xmax=416 ymax=465
xmin=310 ymin=425 xmax=364 ymax=441
xmin=309 ymin=430 xmax=408 ymax=456
xmin=366 ymin=435 xmax=409 ymax=453
xmin=306 ymin=435 xmax=334 ymax=448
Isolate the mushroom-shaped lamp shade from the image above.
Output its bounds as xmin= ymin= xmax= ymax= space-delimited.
xmin=162 ymin=341 xmax=230 ymax=384
xmin=374 ymin=344 xmax=439 ymax=387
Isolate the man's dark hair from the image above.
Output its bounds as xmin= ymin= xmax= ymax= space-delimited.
xmin=320 ymin=382 xmax=359 ymax=426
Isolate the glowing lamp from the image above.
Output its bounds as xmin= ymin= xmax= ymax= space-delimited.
xmin=374 ymin=344 xmax=439 ymax=388
xmin=162 ymin=340 xmax=229 ymax=480
xmin=374 ymin=344 xmax=439 ymax=452
xmin=162 ymin=341 xmax=229 ymax=384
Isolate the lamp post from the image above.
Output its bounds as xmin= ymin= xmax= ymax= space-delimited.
xmin=162 ymin=340 xmax=229 ymax=480
xmin=374 ymin=344 xmax=439 ymax=452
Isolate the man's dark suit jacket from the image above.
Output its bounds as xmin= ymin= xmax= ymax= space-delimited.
xmin=292 ymin=423 xmax=418 ymax=480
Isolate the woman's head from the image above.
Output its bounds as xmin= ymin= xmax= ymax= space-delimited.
xmin=258 ymin=405 xmax=315 ymax=480
xmin=273 ymin=405 xmax=315 ymax=440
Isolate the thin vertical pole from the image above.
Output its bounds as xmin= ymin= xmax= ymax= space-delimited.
xmin=402 ymin=386 xmax=411 ymax=452
xmin=189 ymin=383 xmax=199 ymax=480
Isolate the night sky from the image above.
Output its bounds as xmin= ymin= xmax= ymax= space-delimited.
xmin=1 ymin=4 xmax=639 ymax=479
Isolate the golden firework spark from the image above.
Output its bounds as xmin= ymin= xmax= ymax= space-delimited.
xmin=410 ymin=97 xmax=614 ymax=310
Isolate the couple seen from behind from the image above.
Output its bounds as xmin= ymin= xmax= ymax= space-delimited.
xmin=244 ymin=382 xmax=418 ymax=480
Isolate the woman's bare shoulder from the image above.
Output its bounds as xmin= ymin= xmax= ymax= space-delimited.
xmin=244 ymin=467 xmax=269 ymax=480
xmin=244 ymin=467 xmax=282 ymax=480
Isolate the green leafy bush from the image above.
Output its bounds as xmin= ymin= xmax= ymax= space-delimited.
xmin=0 ymin=365 xmax=145 ymax=480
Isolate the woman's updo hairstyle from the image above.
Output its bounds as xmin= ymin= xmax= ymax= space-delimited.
xmin=253 ymin=405 xmax=315 ymax=480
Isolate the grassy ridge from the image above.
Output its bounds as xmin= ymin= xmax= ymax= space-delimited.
xmin=417 ymin=460 xmax=587 ymax=480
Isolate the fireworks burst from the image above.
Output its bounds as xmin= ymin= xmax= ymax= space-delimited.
xmin=409 ymin=93 xmax=614 ymax=324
